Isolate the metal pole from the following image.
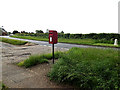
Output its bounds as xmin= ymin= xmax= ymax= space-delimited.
xmin=52 ymin=44 xmax=54 ymax=64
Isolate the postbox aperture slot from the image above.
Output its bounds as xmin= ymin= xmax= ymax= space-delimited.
xmin=50 ymin=37 xmax=52 ymax=42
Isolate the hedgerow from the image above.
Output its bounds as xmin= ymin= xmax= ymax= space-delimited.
xmin=15 ymin=33 xmax=120 ymax=44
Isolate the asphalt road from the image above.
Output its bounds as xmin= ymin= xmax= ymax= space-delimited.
xmin=1 ymin=36 xmax=119 ymax=50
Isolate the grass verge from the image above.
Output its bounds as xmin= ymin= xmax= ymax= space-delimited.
xmin=11 ymin=35 xmax=120 ymax=47
xmin=48 ymin=47 xmax=120 ymax=89
xmin=11 ymin=35 xmax=48 ymax=41
xmin=93 ymin=43 xmax=119 ymax=47
xmin=0 ymin=37 xmax=28 ymax=45
xmin=17 ymin=51 xmax=63 ymax=68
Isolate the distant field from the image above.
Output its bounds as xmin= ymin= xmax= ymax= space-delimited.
xmin=11 ymin=35 xmax=119 ymax=47
xmin=0 ymin=37 xmax=28 ymax=45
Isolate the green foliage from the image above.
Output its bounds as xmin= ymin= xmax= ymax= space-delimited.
xmin=17 ymin=61 xmax=25 ymax=66
xmin=35 ymin=30 xmax=44 ymax=33
xmin=95 ymin=38 xmax=114 ymax=44
xmin=11 ymin=35 xmax=48 ymax=41
xmin=58 ymin=38 xmax=95 ymax=45
xmin=0 ymin=38 xmax=28 ymax=45
xmin=48 ymin=47 xmax=120 ymax=89
xmin=11 ymin=34 xmax=120 ymax=47
xmin=60 ymin=31 xmax=64 ymax=34
xmin=2 ymin=83 xmax=6 ymax=89
xmin=0 ymin=83 xmax=8 ymax=90
xmin=18 ymin=51 xmax=63 ymax=68
xmin=93 ymin=43 xmax=119 ymax=47
xmin=13 ymin=33 xmax=120 ymax=41
xmin=21 ymin=55 xmax=49 ymax=68
xmin=13 ymin=30 xmax=19 ymax=34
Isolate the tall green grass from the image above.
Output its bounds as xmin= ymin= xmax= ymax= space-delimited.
xmin=48 ymin=47 xmax=120 ymax=89
xmin=18 ymin=51 xmax=63 ymax=68
xmin=0 ymin=38 xmax=28 ymax=45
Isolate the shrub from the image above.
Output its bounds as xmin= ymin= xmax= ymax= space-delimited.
xmin=48 ymin=47 xmax=120 ymax=89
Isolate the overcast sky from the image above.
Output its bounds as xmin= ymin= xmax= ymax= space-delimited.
xmin=0 ymin=0 xmax=119 ymax=34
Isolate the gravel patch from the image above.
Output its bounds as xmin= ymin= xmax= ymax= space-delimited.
xmin=2 ymin=42 xmax=71 ymax=88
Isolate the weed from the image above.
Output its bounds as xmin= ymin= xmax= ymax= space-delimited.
xmin=48 ymin=47 xmax=120 ymax=89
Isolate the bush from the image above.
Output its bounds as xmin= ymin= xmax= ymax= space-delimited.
xmin=48 ymin=47 xmax=120 ymax=89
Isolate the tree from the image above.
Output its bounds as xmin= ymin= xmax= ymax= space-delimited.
xmin=13 ymin=30 xmax=19 ymax=34
xmin=36 ymin=30 xmax=44 ymax=33
xmin=61 ymin=31 xmax=64 ymax=34
xmin=21 ymin=31 xmax=25 ymax=33
xmin=8 ymin=32 xmax=11 ymax=35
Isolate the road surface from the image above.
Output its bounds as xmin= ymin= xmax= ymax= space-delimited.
xmin=1 ymin=36 xmax=119 ymax=50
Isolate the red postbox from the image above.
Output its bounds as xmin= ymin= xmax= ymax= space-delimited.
xmin=49 ymin=30 xmax=58 ymax=44
xmin=49 ymin=30 xmax=58 ymax=64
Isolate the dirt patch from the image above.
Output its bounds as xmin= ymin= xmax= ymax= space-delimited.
xmin=25 ymin=42 xmax=38 ymax=46
xmin=2 ymin=42 xmax=71 ymax=88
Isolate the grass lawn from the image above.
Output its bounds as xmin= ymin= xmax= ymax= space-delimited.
xmin=11 ymin=35 xmax=120 ymax=47
xmin=0 ymin=37 xmax=28 ymax=45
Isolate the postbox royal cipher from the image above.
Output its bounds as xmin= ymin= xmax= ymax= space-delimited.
xmin=49 ymin=30 xmax=58 ymax=44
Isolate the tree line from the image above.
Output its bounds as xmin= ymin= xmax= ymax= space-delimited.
xmin=12 ymin=30 xmax=120 ymax=44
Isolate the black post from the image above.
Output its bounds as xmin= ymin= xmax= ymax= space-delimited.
xmin=52 ymin=44 xmax=54 ymax=64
